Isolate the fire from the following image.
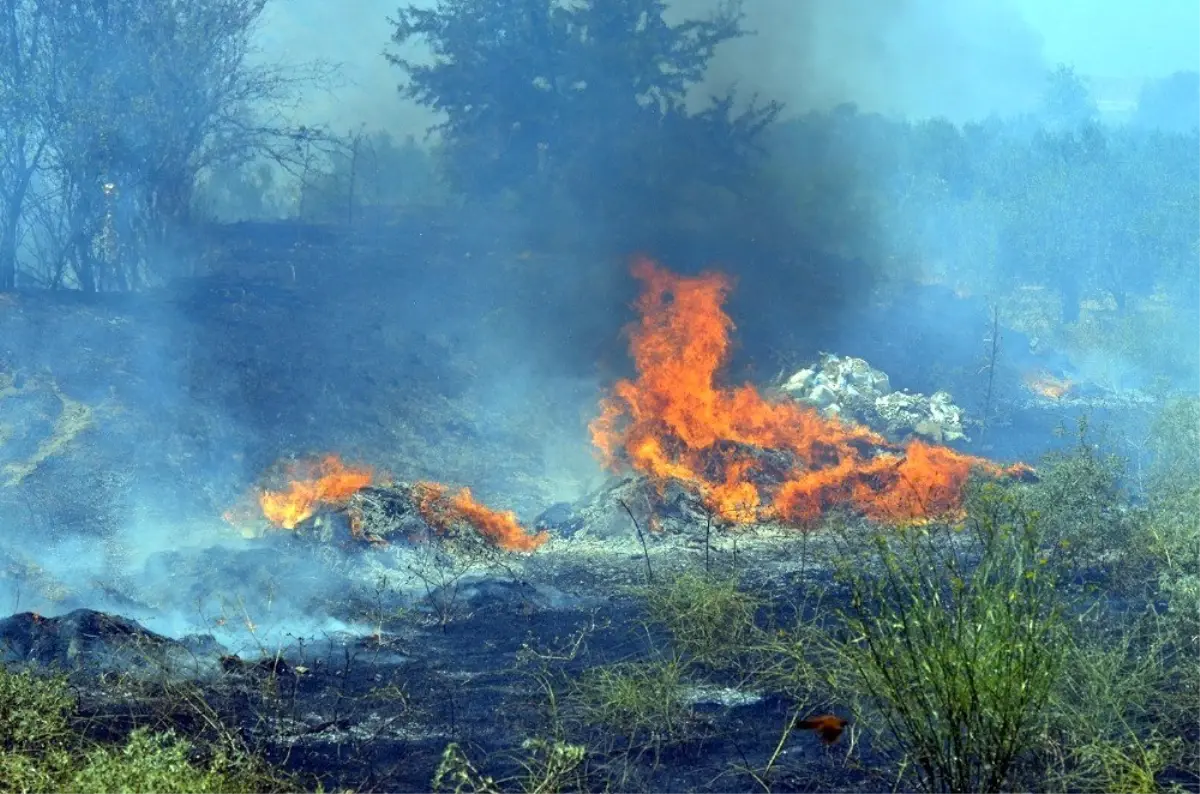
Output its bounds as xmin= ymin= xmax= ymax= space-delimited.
xmin=258 ymin=455 xmax=373 ymax=529
xmin=237 ymin=454 xmax=545 ymax=553
xmin=1024 ymin=371 xmax=1074 ymax=400
xmin=591 ymin=258 xmax=1028 ymax=526
xmin=413 ymin=482 xmax=548 ymax=552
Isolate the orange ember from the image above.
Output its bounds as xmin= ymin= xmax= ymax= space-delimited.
xmin=1024 ymin=371 xmax=1074 ymax=400
xmin=413 ymin=482 xmax=548 ymax=552
xmin=258 ymin=455 xmax=373 ymax=529
xmin=591 ymin=258 xmax=1027 ymax=526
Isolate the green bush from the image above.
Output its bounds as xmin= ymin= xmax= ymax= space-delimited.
xmin=0 ymin=664 xmax=293 ymax=793
xmin=640 ymin=572 xmax=764 ymax=671
xmin=1144 ymin=398 xmax=1200 ymax=584
xmin=1146 ymin=398 xmax=1200 ymax=487
xmin=433 ymin=738 xmax=588 ymax=794
xmin=571 ymin=658 xmax=693 ymax=747
xmin=0 ymin=667 xmax=75 ymax=753
xmin=1040 ymin=606 xmax=1186 ymax=793
xmin=1022 ymin=417 xmax=1136 ymax=587
xmin=827 ymin=485 xmax=1067 ymax=793
xmin=67 ymin=729 xmax=282 ymax=794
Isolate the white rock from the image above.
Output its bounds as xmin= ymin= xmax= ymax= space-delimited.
xmin=808 ymin=383 xmax=838 ymax=408
xmin=781 ymin=368 xmax=815 ymax=393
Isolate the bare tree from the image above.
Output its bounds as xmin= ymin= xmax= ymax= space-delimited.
xmin=5 ymin=0 xmax=335 ymax=290
xmin=0 ymin=0 xmax=50 ymax=289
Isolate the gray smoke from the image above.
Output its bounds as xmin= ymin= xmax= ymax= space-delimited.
xmin=677 ymin=0 xmax=1047 ymax=121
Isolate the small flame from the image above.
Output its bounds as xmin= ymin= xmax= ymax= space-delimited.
xmin=258 ymin=455 xmax=373 ymax=529
xmin=1024 ymin=371 xmax=1073 ymax=400
xmin=413 ymin=482 xmax=547 ymax=552
xmin=592 ymin=259 xmax=1028 ymax=526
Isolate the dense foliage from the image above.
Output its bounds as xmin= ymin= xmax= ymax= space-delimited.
xmin=305 ymin=28 xmax=1199 ymax=339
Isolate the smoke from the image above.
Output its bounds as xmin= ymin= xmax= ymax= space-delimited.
xmin=2 ymin=0 xmax=1192 ymax=652
xmin=232 ymin=0 xmax=1057 ymax=498
xmin=255 ymin=0 xmax=1051 ymax=134
xmin=685 ymin=0 xmax=1048 ymax=122
xmin=253 ymin=0 xmax=438 ymax=136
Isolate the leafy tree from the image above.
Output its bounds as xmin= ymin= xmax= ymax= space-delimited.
xmin=0 ymin=0 xmax=51 ymax=289
xmin=386 ymin=0 xmax=779 ymax=235
xmin=1040 ymin=64 xmax=1098 ymax=131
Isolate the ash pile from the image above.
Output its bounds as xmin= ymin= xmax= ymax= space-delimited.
xmin=780 ymin=353 xmax=968 ymax=443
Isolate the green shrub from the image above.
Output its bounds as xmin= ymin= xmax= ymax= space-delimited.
xmin=0 ymin=664 xmax=293 ymax=793
xmin=67 ymin=729 xmax=282 ymax=794
xmin=1023 ymin=417 xmax=1136 ymax=586
xmin=1146 ymin=398 xmax=1200 ymax=488
xmin=1040 ymin=606 xmax=1185 ymax=793
xmin=0 ymin=667 xmax=75 ymax=753
xmin=640 ymin=572 xmax=763 ymax=671
xmin=572 ymin=658 xmax=692 ymax=747
xmin=828 ymin=485 xmax=1067 ymax=793
xmin=433 ymin=738 xmax=588 ymax=794
xmin=1144 ymin=398 xmax=1200 ymax=581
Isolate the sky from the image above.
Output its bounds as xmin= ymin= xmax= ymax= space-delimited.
xmin=255 ymin=0 xmax=1200 ymax=132
xmin=1014 ymin=0 xmax=1199 ymax=79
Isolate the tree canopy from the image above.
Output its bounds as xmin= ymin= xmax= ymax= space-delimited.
xmin=386 ymin=0 xmax=780 ymax=234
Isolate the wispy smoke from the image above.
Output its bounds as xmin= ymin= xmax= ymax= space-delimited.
xmin=677 ymin=0 xmax=1047 ymax=121
xmin=253 ymin=0 xmax=438 ymax=135
xmin=256 ymin=0 xmax=1051 ymax=134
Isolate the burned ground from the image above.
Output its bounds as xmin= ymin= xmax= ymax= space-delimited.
xmin=1 ymin=519 xmax=894 ymax=792
xmin=0 ymin=220 xmax=1183 ymax=792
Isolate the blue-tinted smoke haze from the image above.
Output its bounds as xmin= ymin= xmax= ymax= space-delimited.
xmin=2 ymin=0 xmax=1193 ymax=650
xmin=257 ymin=0 xmax=1200 ymax=131
xmin=1014 ymin=0 xmax=1199 ymax=78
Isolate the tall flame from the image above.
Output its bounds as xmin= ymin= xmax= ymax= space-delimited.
xmin=591 ymin=258 xmax=1027 ymax=525
xmin=258 ymin=455 xmax=374 ymax=529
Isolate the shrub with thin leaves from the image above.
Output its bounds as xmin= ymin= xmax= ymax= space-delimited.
xmin=572 ymin=658 xmax=692 ymax=747
xmin=0 ymin=664 xmax=293 ymax=793
xmin=432 ymin=738 xmax=589 ymax=794
xmin=641 ymin=571 xmax=764 ymax=671
xmin=1023 ymin=416 xmax=1134 ymax=586
xmin=829 ymin=484 xmax=1067 ymax=793
xmin=0 ymin=667 xmax=75 ymax=753
xmin=67 ymin=728 xmax=279 ymax=794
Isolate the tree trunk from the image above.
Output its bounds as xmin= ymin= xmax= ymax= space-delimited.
xmin=0 ymin=231 xmax=15 ymax=290
xmin=0 ymin=163 xmax=37 ymax=291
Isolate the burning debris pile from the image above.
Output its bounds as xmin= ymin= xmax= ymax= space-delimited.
xmin=780 ymin=353 xmax=967 ymax=443
xmin=227 ymin=259 xmax=1032 ymax=549
xmin=590 ymin=259 xmax=1030 ymax=527
xmin=227 ymin=455 xmax=547 ymax=552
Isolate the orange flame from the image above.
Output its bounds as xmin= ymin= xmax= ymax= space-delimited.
xmin=413 ymin=482 xmax=548 ymax=552
xmin=245 ymin=457 xmax=543 ymax=552
xmin=258 ymin=455 xmax=373 ymax=529
xmin=591 ymin=259 xmax=1028 ymax=526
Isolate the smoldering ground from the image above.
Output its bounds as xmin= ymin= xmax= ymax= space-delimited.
xmin=0 ymin=0 xmax=1193 ymax=658
xmin=0 ymin=259 xmax=606 ymax=649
